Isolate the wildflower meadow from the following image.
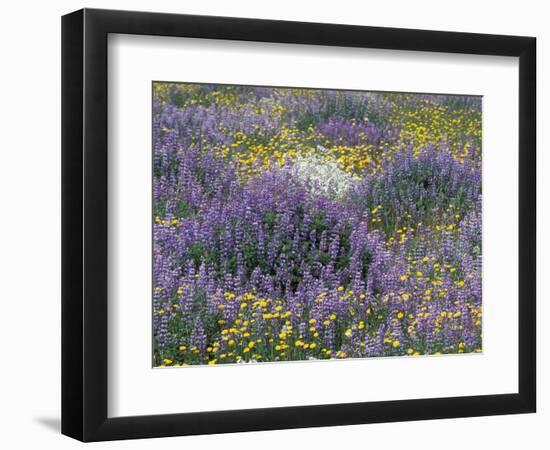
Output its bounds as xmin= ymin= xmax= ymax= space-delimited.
xmin=153 ymin=83 xmax=482 ymax=367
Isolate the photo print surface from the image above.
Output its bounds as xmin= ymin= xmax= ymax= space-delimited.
xmin=152 ymin=83 xmax=482 ymax=367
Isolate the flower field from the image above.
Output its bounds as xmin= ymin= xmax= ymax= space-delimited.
xmin=153 ymin=83 xmax=482 ymax=367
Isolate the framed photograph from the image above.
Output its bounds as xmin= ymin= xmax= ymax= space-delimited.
xmin=62 ymin=8 xmax=536 ymax=441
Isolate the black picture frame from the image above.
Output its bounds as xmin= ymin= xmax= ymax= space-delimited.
xmin=62 ymin=8 xmax=536 ymax=442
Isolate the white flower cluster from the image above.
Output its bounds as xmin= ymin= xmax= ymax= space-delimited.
xmin=285 ymin=152 xmax=359 ymax=199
